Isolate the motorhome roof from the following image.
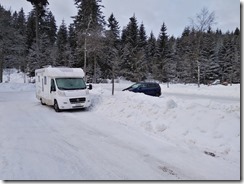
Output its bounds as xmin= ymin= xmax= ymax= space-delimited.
xmin=35 ymin=67 xmax=85 ymax=78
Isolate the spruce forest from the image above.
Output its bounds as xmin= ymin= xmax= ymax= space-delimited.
xmin=0 ymin=0 xmax=241 ymax=85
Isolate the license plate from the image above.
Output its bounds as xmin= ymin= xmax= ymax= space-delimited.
xmin=74 ymin=104 xmax=83 ymax=107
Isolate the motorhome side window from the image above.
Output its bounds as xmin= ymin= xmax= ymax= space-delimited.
xmin=44 ymin=76 xmax=47 ymax=85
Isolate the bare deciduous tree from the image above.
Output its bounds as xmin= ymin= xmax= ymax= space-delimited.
xmin=190 ymin=7 xmax=216 ymax=32
xmin=190 ymin=7 xmax=216 ymax=87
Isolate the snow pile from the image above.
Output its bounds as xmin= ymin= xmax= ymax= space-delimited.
xmin=91 ymin=82 xmax=240 ymax=163
xmin=0 ymin=83 xmax=35 ymax=92
xmin=2 ymin=69 xmax=29 ymax=83
xmin=0 ymin=69 xmax=35 ymax=92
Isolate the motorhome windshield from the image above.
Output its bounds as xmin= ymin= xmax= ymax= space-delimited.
xmin=56 ymin=78 xmax=86 ymax=90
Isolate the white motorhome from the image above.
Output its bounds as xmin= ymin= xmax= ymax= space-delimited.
xmin=35 ymin=67 xmax=92 ymax=112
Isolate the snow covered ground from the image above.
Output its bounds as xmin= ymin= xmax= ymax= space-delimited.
xmin=0 ymin=70 xmax=241 ymax=180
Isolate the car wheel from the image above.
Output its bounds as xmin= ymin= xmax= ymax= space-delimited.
xmin=54 ymin=100 xmax=61 ymax=112
xmin=40 ymin=98 xmax=45 ymax=105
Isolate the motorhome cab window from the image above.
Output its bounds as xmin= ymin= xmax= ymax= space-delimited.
xmin=55 ymin=78 xmax=86 ymax=90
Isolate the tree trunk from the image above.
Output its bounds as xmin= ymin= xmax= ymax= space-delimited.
xmin=93 ymin=56 xmax=97 ymax=83
xmin=84 ymin=35 xmax=87 ymax=82
xmin=197 ymin=60 xmax=200 ymax=88
xmin=35 ymin=5 xmax=40 ymax=62
xmin=0 ymin=49 xmax=3 ymax=83
xmin=196 ymin=33 xmax=202 ymax=88
xmin=112 ymin=66 xmax=115 ymax=96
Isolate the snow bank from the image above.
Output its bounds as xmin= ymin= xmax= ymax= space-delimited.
xmin=1 ymin=69 xmax=34 ymax=92
xmin=0 ymin=83 xmax=35 ymax=92
xmin=2 ymin=69 xmax=30 ymax=83
xmin=161 ymin=83 xmax=240 ymax=99
xmin=91 ymin=82 xmax=240 ymax=163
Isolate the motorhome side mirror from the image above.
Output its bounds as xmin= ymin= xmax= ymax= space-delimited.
xmin=88 ymin=84 xmax=92 ymax=90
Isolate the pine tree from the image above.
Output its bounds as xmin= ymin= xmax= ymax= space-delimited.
xmin=234 ymin=27 xmax=240 ymax=36
xmin=219 ymin=31 xmax=240 ymax=84
xmin=136 ymin=23 xmax=148 ymax=81
xmin=175 ymin=29 xmax=197 ymax=83
xmin=121 ymin=14 xmax=140 ymax=81
xmin=26 ymin=10 xmax=36 ymax=51
xmin=125 ymin=15 xmax=138 ymax=48
xmin=26 ymin=0 xmax=49 ymax=19
xmin=104 ymin=13 xmax=121 ymax=94
xmin=68 ymin=23 xmax=78 ymax=67
xmin=121 ymin=27 xmax=127 ymax=47
xmin=164 ymin=36 xmax=177 ymax=85
xmin=74 ymin=0 xmax=105 ymax=32
xmin=219 ymin=34 xmax=234 ymax=83
xmin=232 ymin=28 xmax=241 ymax=83
xmin=157 ymin=23 xmax=168 ymax=55
xmin=26 ymin=9 xmax=57 ymax=75
xmin=27 ymin=34 xmax=52 ymax=76
xmin=41 ymin=11 xmax=57 ymax=45
xmin=156 ymin=22 xmax=169 ymax=82
xmin=104 ymin=13 xmax=120 ymax=69
xmin=107 ymin=13 xmax=120 ymax=45
xmin=0 ymin=6 xmax=16 ymax=82
xmin=181 ymin=27 xmax=190 ymax=37
xmin=56 ymin=20 xmax=69 ymax=66
xmin=206 ymin=30 xmax=223 ymax=83
xmin=138 ymin=23 xmax=147 ymax=49
xmin=26 ymin=0 xmax=49 ymax=70
xmin=199 ymin=31 xmax=216 ymax=84
xmin=146 ymin=31 xmax=158 ymax=79
xmin=73 ymin=0 xmax=106 ymax=82
xmin=12 ymin=8 xmax=27 ymax=72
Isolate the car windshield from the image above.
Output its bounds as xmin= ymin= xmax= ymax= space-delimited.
xmin=130 ymin=83 xmax=142 ymax=89
xmin=55 ymin=78 xmax=86 ymax=90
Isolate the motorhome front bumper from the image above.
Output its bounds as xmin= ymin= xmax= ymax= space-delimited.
xmin=57 ymin=96 xmax=91 ymax=109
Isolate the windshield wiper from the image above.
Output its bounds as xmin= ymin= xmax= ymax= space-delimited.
xmin=58 ymin=87 xmax=86 ymax=90
xmin=58 ymin=87 xmax=70 ymax=90
xmin=72 ymin=87 xmax=86 ymax=90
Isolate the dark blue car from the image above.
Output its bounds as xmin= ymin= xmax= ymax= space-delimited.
xmin=123 ymin=82 xmax=161 ymax=97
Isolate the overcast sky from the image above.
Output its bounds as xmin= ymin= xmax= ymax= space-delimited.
xmin=0 ymin=0 xmax=241 ymax=37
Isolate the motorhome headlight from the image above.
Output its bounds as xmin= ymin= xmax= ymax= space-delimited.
xmin=58 ymin=91 xmax=66 ymax=96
